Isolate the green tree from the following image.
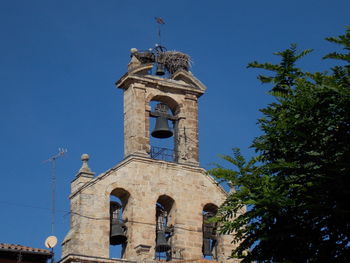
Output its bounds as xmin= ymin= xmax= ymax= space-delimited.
xmin=210 ymin=28 xmax=350 ymax=263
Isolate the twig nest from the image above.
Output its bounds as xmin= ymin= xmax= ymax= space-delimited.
xmin=159 ymin=51 xmax=192 ymax=74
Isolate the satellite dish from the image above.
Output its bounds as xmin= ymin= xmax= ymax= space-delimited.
xmin=45 ymin=236 xmax=58 ymax=248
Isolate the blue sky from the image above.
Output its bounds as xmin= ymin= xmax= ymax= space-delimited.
xmin=0 ymin=0 xmax=349 ymax=259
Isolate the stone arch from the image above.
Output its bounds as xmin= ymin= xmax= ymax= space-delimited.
xmin=156 ymin=194 xmax=176 ymax=225
xmin=203 ymin=203 xmax=218 ymax=214
xmin=106 ymin=183 xmax=135 ymax=205
xmin=147 ymin=94 xmax=183 ymax=162
xmin=155 ymin=194 xmax=176 ymax=260
xmin=109 ymin=187 xmax=131 ymax=259
xmin=110 ymin=187 xmax=130 ymax=208
xmin=146 ymin=94 xmax=182 ymax=115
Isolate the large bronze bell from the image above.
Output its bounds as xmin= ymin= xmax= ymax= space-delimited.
xmin=156 ymin=63 xmax=165 ymax=76
xmin=155 ymin=230 xmax=171 ymax=252
xmin=110 ymin=202 xmax=127 ymax=245
xmin=151 ymin=116 xmax=173 ymax=139
xmin=110 ymin=222 xmax=127 ymax=245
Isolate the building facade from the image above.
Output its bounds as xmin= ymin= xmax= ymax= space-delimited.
xmin=60 ymin=48 xmax=238 ymax=263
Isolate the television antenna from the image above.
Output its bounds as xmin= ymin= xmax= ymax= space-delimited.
xmin=43 ymin=148 xmax=67 ymax=235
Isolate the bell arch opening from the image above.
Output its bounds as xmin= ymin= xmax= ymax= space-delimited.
xmin=149 ymin=95 xmax=180 ymax=115
xmin=155 ymin=195 xmax=176 ymax=261
xmin=202 ymin=203 xmax=218 ymax=260
xmin=109 ymin=188 xmax=130 ymax=259
xmin=148 ymin=95 xmax=181 ymax=163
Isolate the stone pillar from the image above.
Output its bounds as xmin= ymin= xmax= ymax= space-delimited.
xmin=177 ymin=94 xmax=199 ymax=166
xmin=123 ymin=197 xmax=156 ymax=261
xmin=171 ymin=201 xmax=203 ymax=260
xmin=71 ymin=154 xmax=95 ymax=193
xmin=123 ymin=83 xmax=148 ymax=158
xmin=62 ymin=154 xmax=110 ymax=259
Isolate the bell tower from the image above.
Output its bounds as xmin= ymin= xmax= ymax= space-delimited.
xmin=120 ymin=46 xmax=205 ymax=166
xmin=61 ymin=47 xmax=238 ymax=263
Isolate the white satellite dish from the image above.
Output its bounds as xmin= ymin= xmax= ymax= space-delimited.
xmin=45 ymin=236 xmax=58 ymax=249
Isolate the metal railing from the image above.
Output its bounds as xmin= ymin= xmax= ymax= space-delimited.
xmin=150 ymin=146 xmax=177 ymax=162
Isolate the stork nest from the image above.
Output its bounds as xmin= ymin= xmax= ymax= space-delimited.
xmin=134 ymin=51 xmax=155 ymax=64
xmin=159 ymin=51 xmax=192 ymax=74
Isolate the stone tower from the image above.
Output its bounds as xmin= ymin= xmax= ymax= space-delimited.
xmin=61 ymin=47 xmax=237 ymax=263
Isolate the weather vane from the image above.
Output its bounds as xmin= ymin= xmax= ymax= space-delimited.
xmin=155 ymin=17 xmax=165 ymax=45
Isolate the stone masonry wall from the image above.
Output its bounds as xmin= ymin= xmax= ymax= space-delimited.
xmin=121 ymin=75 xmax=201 ymax=166
xmin=61 ymin=156 xmax=236 ymax=262
xmin=61 ymin=68 xmax=237 ymax=263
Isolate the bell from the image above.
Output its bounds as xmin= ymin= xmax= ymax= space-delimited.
xmin=202 ymin=238 xmax=212 ymax=256
xmin=110 ymin=222 xmax=127 ymax=245
xmin=155 ymin=230 xmax=171 ymax=252
xmin=151 ymin=116 xmax=173 ymax=139
xmin=156 ymin=63 xmax=165 ymax=75
xmin=110 ymin=201 xmax=127 ymax=245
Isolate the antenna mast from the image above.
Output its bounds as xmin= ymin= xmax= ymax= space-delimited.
xmin=44 ymin=148 xmax=67 ymax=235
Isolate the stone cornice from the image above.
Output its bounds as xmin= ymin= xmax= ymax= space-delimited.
xmin=58 ymin=254 xmax=136 ymax=263
xmin=70 ymin=155 xmax=227 ymax=199
xmin=116 ymin=74 xmax=205 ymax=97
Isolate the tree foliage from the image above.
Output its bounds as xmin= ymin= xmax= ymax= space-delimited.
xmin=210 ymin=27 xmax=350 ymax=262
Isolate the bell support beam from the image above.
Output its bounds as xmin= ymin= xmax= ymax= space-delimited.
xmin=149 ymin=111 xmax=178 ymax=121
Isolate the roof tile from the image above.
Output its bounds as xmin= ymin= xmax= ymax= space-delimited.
xmin=0 ymin=243 xmax=51 ymax=254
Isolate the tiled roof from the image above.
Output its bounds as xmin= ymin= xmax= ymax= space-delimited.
xmin=0 ymin=243 xmax=52 ymax=255
xmin=172 ymin=260 xmax=219 ymax=263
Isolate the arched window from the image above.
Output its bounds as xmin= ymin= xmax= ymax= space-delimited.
xmin=202 ymin=203 xmax=218 ymax=259
xmin=155 ymin=195 xmax=175 ymax=260
xmin=109 ymin=188 xmax=130 ymax=259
